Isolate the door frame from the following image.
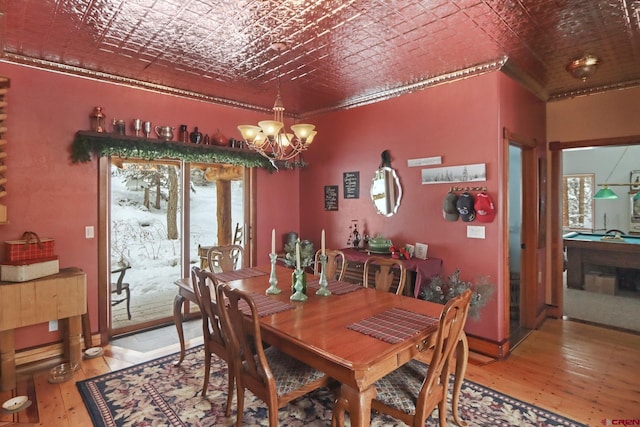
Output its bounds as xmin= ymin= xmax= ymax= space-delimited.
xmin=502 ymin=128 xmax=539 ymax=337
xmin=548 ymin=134 xmax=640 ymax=318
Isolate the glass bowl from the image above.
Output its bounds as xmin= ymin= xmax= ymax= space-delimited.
xmin=49 ymin=362 xmax=78 ymax=383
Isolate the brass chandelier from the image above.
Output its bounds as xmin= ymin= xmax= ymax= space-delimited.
xmin=237 ymin=84 xmax=317 ymax=163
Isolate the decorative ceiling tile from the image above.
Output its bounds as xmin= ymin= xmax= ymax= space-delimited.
xmin=1 ymin=0 xmax=639 ymax=115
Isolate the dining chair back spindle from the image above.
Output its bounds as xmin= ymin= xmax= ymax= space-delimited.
xmin=190 ymin=266 xmax=234 ymax=413
xmin=207 ymin=244 xmax=244 ymax=273
xmin=216 ymin=283 xmax=332 ymax=427
xmin=332 ymin=289 xmax=472 ymax=427
xmin=363 ymin=256 xmax=407 ymax=295
xmin=313 ymin=249 xmax=347 ymax=281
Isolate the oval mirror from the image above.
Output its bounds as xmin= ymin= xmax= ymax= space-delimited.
xmin=371 ymin=166 xmax=402 ymax=216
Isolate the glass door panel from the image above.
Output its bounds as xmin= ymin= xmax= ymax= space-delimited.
xmin=110 ymin=159 xmax=182 ymax=331
xmin=189 ymin=165 xmax=245 ymax=271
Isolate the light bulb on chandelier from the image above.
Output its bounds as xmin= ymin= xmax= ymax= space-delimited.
xmin=237 ymin=82 xmax=317 ymax=163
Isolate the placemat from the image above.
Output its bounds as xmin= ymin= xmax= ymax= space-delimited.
xmin=347 ymin=307 xmax=438 ymax=344
xmin=306 ymin=278 xmax=364 ymax=295
xmin=214 ymin=267 xmax=267 ymax=282
xmin=239 ymin=293 xmax=295 ymax=317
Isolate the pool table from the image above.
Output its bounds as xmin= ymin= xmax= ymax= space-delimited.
xmin=563 ymin=231 xmax=640 ymax=289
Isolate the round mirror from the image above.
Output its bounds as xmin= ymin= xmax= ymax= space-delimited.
xmin=371 ymin=166 xmax=402 ymax=216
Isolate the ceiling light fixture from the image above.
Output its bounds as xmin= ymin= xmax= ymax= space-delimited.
xmin=237 ymin=82 xmax=317 ymax=163
xmin=237 ymin=43 xmax=317 ymax=165
xmin=566 ymin=54 xmax=600 ymax=81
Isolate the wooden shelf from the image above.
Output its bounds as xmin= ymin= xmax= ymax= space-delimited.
xmin=72 ymin=130 xmax=278 ymax=170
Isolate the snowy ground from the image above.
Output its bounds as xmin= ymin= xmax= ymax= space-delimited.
xmin=110 ymin=164 xmax=243 ymax=299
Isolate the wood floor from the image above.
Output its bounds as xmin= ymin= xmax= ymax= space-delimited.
xmin=2 ymin=318 xmax=639 ymax=426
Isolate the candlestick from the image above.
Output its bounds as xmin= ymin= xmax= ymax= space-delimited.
xmin=265 ymin=253 xmax=281 ymax=294
xmin=290 ymin=268 xmax=308 ymax=302
xmin=321 ymin=229 xmax=325 ymax=256
xmin=296 ymin=239 xmax=301 ymax=270
xmin=316 ymin=253 xmax=331 ymax=296
xmin=271 ymin=228 xmax=276 ymax=254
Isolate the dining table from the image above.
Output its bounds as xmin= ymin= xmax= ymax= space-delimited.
xmin=173 ymin=265 xmax=468 ymax=427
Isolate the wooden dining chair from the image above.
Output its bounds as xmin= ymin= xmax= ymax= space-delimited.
xmin=206 ymin=244 xmax=244 ymax=273
xmin=111 ymin=265 xmax=132 ymax=320
xmin=362 ymin=256 xmax=407 ymax=295
xmin=216 ymin=283 xmax=332 ymax=427
xmin=190 ymin=266 xmax=234 ymax=414
xmin=331 ymin=289 xmax=472 ymax=427
xmin=313 ymin=249 xmax=347 ymax=281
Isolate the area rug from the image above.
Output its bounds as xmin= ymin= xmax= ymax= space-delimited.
xmin=77 ymin=346 xmax=587 ymax=427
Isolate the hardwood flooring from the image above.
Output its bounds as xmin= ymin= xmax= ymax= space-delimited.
xmin=2 ymin=318 xmax=639 ymax=426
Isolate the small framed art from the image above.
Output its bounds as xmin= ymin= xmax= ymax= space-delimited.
xmin=631 ymin=170 xmax=640 ymax=192
xmin=414 ymin=243 xmax=428 ymax=260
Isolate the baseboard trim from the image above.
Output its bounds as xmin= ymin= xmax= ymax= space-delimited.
xmin=466 ymin=333 xmax=510 ymax=359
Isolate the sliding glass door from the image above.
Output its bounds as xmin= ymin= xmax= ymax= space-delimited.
xmin=108 ymin=159 xmax=245 ymax=334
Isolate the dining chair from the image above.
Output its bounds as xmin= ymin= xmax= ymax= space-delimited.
xmin=206 ymin=244 xmax=244 ymax=273
xmin=216 ymin=283 xmax=332 ymax=427
xmin=313 ymin=249 xmax=347 ymax=281
xmin=331 ymin=289 xmax=472 ymax=427
xmin=190 ymin=266 xmax=234 ymax=414
xmin=110 ymin=265 xmax=132 ymax=320
xmin=362 ymin=256 xmax=407 ymax=295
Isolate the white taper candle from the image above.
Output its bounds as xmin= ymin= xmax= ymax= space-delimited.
xmin=271 ymin=228 xmax=275 ymax=254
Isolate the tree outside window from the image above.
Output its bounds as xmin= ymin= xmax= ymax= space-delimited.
xmin=563 ymin=174 xmax=594 ymax=231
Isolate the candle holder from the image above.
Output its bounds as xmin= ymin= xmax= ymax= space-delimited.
xmin=265 ymin=253 xmax=281 ymax=295
xmin=290 ymin=269 xmax=308 ymax=301
xmin=316 ymin=254 xmax=332 ymax=296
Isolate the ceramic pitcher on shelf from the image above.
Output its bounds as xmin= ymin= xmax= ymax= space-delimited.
xmin=155 ymin=126 xmax=175 ymax=141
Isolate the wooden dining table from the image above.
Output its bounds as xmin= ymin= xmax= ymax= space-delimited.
xmin=173 ymin=265 xmax=468 ymax=427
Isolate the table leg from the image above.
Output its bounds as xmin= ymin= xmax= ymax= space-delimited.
xmin=452 ymin=332 xmax=469 ymax=426
xmin=340 ymin=383 xmax=376 ymax=427
xmin=173 ymin=293 xmax=186 ymax=366
xmin=0 ymin=329 xmax=15 ymax=391
xmin=63 ymin=315 xmax=83 ymax=368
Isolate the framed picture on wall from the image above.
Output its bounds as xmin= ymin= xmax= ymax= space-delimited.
xmin=631 ymin=170 xmax=640 ymax=191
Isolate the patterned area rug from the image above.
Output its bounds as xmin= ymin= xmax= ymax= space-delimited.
xmin=77 ymin=346 xmax=587 ymax=427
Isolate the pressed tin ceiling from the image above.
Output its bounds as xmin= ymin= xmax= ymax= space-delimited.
xmin=1 ymin=0 xmax=640 ymax=117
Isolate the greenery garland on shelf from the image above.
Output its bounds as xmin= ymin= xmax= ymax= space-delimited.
xmin=420 ymin=269 xmax=495 ymax=320
xmin=71 ymin=131 xmax=277 ymax=170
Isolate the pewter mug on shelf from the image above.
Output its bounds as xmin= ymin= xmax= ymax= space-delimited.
xmin=155 ymin=125 xmax=175 ymax=141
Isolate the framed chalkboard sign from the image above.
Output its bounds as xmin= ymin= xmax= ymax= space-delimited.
xmin=324 ymin=185 xmax=339 ymax=211
xmin=343 ymin=171 xmax=360 ymax=199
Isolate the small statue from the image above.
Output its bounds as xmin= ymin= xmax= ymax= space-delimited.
xmin=352 ymin=223 xmax=361 ymax=248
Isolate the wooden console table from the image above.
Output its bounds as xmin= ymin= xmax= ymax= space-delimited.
xmin=341 ymin=248 xmax=443 ymax=298
xmin=0 ymin=267 xmax=86 ymax=390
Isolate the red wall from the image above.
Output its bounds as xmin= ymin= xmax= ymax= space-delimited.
xmin=0 ymin=62 xmax=299 ymax=349
xmin=0 ymin=61 xmax=545 ymax=349
xmin=302 ymin=72 xmax=546 ymax=343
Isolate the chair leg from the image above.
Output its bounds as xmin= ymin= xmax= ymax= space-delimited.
xmin=438 ymin=397 xmax=447 ymax=426
xmin=224 ymin=369 xmax=234 ymax=417
xmin=125 ymin=288 xmax=131 ymax=320
xmin=332 ymin=397 xmax=347 ymax=427
xmin=202 ymin=351 xmax=211 ymax=396
xmin=235 ymin=386 xmax=245 ymax=427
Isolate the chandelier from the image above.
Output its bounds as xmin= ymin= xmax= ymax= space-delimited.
xmin=237 ymin=84 xmax=317 ymax=163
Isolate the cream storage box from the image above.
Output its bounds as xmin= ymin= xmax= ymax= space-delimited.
xmin=1 ymin=257 xmax=59 ymax=282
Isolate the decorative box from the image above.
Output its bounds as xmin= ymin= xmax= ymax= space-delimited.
xmin=1 ymin=256 xmax=59 ymax=282
xmin=5 ymin=232 xmax=55 ymax=262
